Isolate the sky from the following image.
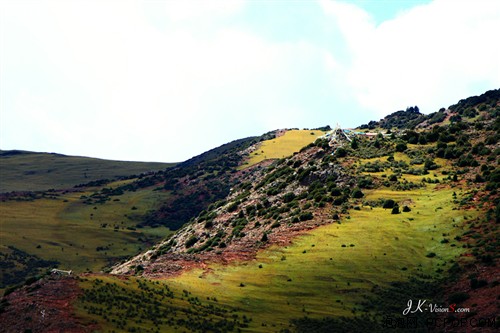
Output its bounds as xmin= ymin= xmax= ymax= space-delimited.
xmin=1 ymin=0 xmax=499 ymax=162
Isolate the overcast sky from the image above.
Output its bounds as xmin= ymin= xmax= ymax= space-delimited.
xmin=1 ymin=0 xmax=499 ymax=162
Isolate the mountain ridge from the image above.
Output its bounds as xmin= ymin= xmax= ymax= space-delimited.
xmin=1 ymin=88 xmax=499 ymax=333
xmin=0 ymin=149 xmax=176 ymax=193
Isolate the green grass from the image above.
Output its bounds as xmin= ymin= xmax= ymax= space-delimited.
xmin=75 ymin=275 xmax=249 ymax=333
xmin=359 ymin=151 xmax=411 ymax=165
xmin=243 ymin=130 xmax=324 ymax=168
xmin=0 ymin=185 xmax=173 ymax=284
xmin=0 ymin=150 xmax=175 ymax=192
xmin=75 ymin=184 xmax=477 ymax=332
xmin=165 ymin=188 xmax=472 ymax=330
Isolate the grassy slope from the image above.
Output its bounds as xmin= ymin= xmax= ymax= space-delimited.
xmin=76 ymin=276 xmax=250 ymax=333
xmin=243 ymin=130 xmax=325 ymax=168
xmin=0 ymin=150 xmax=175 ymax=192
xmin=74 ymin=184 xmax=477 ymax=333
xmin=5 ymin=91 xmax=499 ymax=331
xmin=164 ymin=187 xmax=474 ymax=329
xmin=73 ymin=132 xmax=488 ymax=332
xmin=0 ymin=181 xmax=172 ymax=285
xmin=0 ymin=137 xmax=260 ymax=292
xmin=74 ymin=109 xmax=499 ymax=331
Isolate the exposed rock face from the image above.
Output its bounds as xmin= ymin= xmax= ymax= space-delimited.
xmin=112 ymin=145 xmax=355 ymax=277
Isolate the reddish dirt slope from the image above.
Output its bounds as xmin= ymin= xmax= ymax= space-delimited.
xmin=0 ymin=276 xmax=96 ymax=333
xmin=442 ymin=263 xmax=500 ymax=333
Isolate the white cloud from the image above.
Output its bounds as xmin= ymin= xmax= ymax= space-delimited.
xmin=321 ymin=0 xmax=500 ymax=116
xmin=0 ymin=0 xmax=340 ymax=161
xmin=164 ymin=0 xmax=245 ymax=22
xmin=1 ymin=0 xmax=498 ymax=162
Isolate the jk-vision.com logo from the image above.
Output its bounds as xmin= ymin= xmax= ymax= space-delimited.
xmin=381 ymin=299 xmax=497 ymax=330
xmin=402 ymin=299 xmax=470 ymax=315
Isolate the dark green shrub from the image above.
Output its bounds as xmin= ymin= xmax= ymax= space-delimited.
xmin=475 ymin=174 xmax=485 ymax=183
xmin=351 ymin=188 xmax=364 ymax=198
xmin=357 ymin=177 xmax=374 ymax=189
xmin=470 ymin=278 xmax=488 ymax=289
xmin=335 ymin=147 xmax=347 ymax=157
xmin=457 ymin=154 xmax=479 ymax=167
xmin=297 ymin=168 xmax=311 ymax=182
xmin=185 ymin=236 xmax=199 ymax=248
xmin=424 ymin=159 xmax=438 ymax=170
xmin=330 ymin=187 xmax=342 ymax=196
xmin=313 ymin=192 xmax=325 ymax=202
xmin=383 ymin=199 xmax=396 ymax=209
xmin=480 ymin=254 xmax=493 ymax=264
xmin=24 ymin=276 xmax=39 ymax=286
xmin=351 ymin=138 xmax=359 ymax=149
xmin=429 ymin=111 xmax=446 ymax=124
xmin=395 ymin=142 xmax=407 ymax=152
xmin=333 ymin=196 xmax=347 ymax=206
xmin=283 ymin=192 xmax=296 ymax=203
xmin=267 ymin=188 xmax=280 ymax=196
xmin=299 ymin=212 xmax=313 ymax=221
xmin=227 ymin=201 xmax=239 ymax=212
xmin=448 ymin=292 xmax=470 ymax=304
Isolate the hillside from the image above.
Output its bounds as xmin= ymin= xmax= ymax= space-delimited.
xmin=0 ymin=134 xmax=275 ymax=291
xmin=0 ymin=150 xmax=176 ymax=192
xmin=360 ymin=89 xmax=500 ymax=130
xmin=0 ymin=89 xmax=499 ymax=333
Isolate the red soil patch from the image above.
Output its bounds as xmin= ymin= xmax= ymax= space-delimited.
xmin=441 ymin=263 xmax=499 ymax=333
xmin=0 ymin=277 xmax=97 ymax=333
xmin=142 ymin=210 xmax=337 ymax=280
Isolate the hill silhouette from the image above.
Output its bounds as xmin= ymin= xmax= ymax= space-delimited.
xmin=0 ymin=88 xmax=498 ymax=333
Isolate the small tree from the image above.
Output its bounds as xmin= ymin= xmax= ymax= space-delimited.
xmin=185 ymin=236 xmax=199 ymax=248
xmin=351 ymin=188 xmax=364 ymax=198
xmin=335 ymin=147 xmax=347 ymax=157
xmin=299 ymin=212 xmax=314 ymax=221
xmin=351 ymin=137 xmax=359 ymax=150
xmin=283 ymin=192 xmax=296 ymax=203
xmin=227 ymin=201 xmax=239 ymax=212
xmin=395 ymin=142 xmax=407 ymax=152
xmin=418 ymin=135 xmax=427 ymax=145
xmin=383 ymin=199 xmax=396 ymax=209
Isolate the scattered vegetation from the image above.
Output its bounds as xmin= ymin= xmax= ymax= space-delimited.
xmin=2 ymin=89 xmax=500 ymax=332
xmin=77 ymin=276 xmax=249 ymax=333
